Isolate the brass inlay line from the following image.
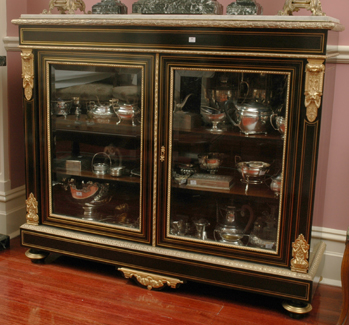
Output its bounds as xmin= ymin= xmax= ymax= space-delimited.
xmin=295 ymin=120 xmax=319 ymax=240
xmin=19 ymin=45 xmax=333 ymax=61
xmin=153 ymin=53 xmax=160 ymax=246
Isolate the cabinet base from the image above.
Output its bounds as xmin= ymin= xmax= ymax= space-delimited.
xmin=119 ymin=267 xmax=184 ymax=290
xmin=20 ymin=224 xmax=326 ymax=306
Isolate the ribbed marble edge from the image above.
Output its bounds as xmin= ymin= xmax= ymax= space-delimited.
xmin=21 ymin=223 xmax=325 ymax=280
xmin=12 ymin=14 xmax=344 ymax=31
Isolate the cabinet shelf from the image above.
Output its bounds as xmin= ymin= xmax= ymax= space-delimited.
xmin=172 ymin=178 xmax=277 ymax=199
xmin=173 ymin=126 xmax=284 ymax=142
xmin=53 ymin=169 xmax=141 ymax=184
xmin=53 ymin=115 xmax=141 ymax=137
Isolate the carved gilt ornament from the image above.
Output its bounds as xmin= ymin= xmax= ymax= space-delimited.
xmin=160 ymin=146 xmax=166 ymax=162
xmin=291 ymin=234 xmax=310 ymax=273
xmin=304 ymin=59 xmax=325 ymax=123
xmin=119 ymin=267 xmax=184 ymax=290
xmin=21 ymin=49 xmax=34 ymax=101
xmin=278 ymin=0 xmax=325 ymax=16
xmin=26 ymin=193 xmax=39 ymax=225
xmin=42 ymin=0 xmax=87 ymax=14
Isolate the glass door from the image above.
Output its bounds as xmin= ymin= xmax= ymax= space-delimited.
xmin=40 ymin=52 xmax=155 ymax=243
xmin=157 ymin=55 xmax=300 ymax=266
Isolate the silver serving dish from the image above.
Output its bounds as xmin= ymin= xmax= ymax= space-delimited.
xmin=67 ymin=179 xmax=111 ymax=221
xmin=198 ymin=153 xmax=223 ymax=174
xmin=114 ymin=102 xmax=141 ymax=127
xmin=236 ymin=160 xmax=270 ymax=183
xmin=110 ymin=166 xmax=126 ymax=177
xmin=235 ymin=156 xmax=270 ymax=193
xmin=200 ymin=106 xmax=226 ymax=133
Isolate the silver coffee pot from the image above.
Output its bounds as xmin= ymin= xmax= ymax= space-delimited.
xmin=214 ymin=203 xmax=254 ymax=245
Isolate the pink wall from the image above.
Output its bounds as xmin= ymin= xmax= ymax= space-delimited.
xmin=5 ymin=0 xmax=349 ymax=230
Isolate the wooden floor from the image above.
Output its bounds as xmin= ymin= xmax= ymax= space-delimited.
xmin=0 ymin=236 xmax=343 ymax=325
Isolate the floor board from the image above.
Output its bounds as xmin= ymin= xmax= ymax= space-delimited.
xmin=0 ymin=237 xmax=343 ymax=324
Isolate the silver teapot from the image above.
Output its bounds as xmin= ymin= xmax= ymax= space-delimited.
xmin=214 ymin=203 xmax=254 ymax=245
xmin=224 ymin=99 xmax=274 ymax=135
xmin=88 ymin=99 xmax=119 ymax=124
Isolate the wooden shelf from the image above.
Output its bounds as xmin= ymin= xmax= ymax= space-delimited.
xmin=53 ymin=115 xmax=141 ymax=137
xmin=172 ymin=178 xmax=278 ymax=199
xmin=54 ymin=168 xmax=141 ymax=184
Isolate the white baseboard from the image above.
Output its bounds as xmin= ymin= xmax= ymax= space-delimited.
xmin=0 ymin=185 xmax=26 ymax=237
xmin=311 ymin=226 xmax=347 ymax=287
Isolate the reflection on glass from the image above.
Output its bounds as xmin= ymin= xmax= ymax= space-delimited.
xmin=49 ymin=64 xmax=142 ymax=230
xmin=169 ymin=69 xmax=289 ymax=252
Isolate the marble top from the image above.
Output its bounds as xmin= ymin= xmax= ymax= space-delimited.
xmin=12 ymin=14 xmax=343 ymax=31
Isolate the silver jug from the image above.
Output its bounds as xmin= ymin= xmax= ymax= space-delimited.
xmin=214 ymin=203 xmax=254 ymax=245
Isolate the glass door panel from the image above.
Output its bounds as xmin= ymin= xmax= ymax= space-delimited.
xmin=168 ymin=67 xmax=289 ymax=254
xmin=48 ymin=63 xmax=143 ymax=232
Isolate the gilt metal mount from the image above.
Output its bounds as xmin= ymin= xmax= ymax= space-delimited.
xmin=26 ymin=193 xmax=39 ymax=226
xmin=21 ymin=49 xmax=34 ymax=101
xmin=278 ymin=0 xmax=325 ymax=16
xmin=119 ymin=267 xmax=184 ymax=290
xmin=42 ymin=0 xmax=87 ymax=14
xmin=304 ymin=59 xmax=325 ymax=123
xmin=291 ymin=234 xmax=310 ymax=273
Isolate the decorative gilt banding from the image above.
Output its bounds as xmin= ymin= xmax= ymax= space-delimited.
xmin=25 ymin=193 xmax=39 ymax=225
xmin=278 ymin=0 xmax=325 ymax=16
xmin=304 ymin=59 xmax=325 ymax=123
xmin=12 ymin=18 xmax=343 ymax=32
xmin=160 ymin=146 xmax=166 ymax=162
xmin=119 ymin=267 xmax=184 ymax=290
xmin=21 ymin=49 xmax=34 ymax=101
xmin=42 ymin=0 xmax=86 ymax=14
xmin=291 ymin=234 xmax=310 ymax=273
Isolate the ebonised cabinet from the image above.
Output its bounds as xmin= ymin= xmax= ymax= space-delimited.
xmin=13 ymin=14 xmax=343 ymax=315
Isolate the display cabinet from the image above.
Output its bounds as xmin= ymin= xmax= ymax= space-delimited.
xmin=13 ymin=14 xmax=343 ymax=314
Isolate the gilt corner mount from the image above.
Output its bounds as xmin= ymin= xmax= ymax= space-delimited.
xmin=42 ymin=0 xmax=87 ymax=14
xmin=278 ymin=0 xmax=325 ymax=16
xmin=26 ymin=193 xmax=39 ymax=226
xmin=304 ymin=59 xmax=325 ymax=123
xmin=21 ymin=49 xmax=34 ymax=101
xmin=291 ymin=234 xmax=310 ymax=273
